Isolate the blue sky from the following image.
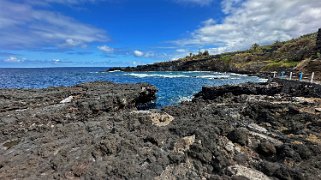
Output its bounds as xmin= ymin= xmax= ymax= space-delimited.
xmin=1 ymin=0 xmax=321 ymax=68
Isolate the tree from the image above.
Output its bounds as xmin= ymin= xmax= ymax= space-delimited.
xmin=251 ymin=43 xmax=260 ymax=51
xmin=251 ymin=43 xmax=263 ymax=54
xmin=203 ymin=50 xmax=209 ymax=56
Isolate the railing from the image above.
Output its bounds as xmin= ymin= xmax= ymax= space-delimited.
xmin=272 ymin=71 xmax=316 ymax=83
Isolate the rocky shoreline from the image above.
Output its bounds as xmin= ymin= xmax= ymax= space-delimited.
xmin=108 ymin=28 xmax=321 ymax=81
xmin=1 ymin=80 xmax=321 ymax=179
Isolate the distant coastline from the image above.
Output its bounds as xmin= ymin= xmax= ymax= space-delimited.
xmin=109 ymin=28 xmax=321 ymax=81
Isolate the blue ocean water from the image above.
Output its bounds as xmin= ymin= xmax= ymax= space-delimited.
xmin=0 ymin=67 xmax=267 ymax=107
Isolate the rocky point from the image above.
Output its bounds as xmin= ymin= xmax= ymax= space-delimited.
xmin=0 ymin=80 xmax=321 ymax=179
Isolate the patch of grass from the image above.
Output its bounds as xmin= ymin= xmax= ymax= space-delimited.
xmin=262 ymin=60 xmax=299 ymax=71
xmin=219 ymin=55 xmax=232 ymax=63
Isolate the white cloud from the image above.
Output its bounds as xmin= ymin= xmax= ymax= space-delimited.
xmin=175 ymin=0 xmax=214 ymax=6
xmin=133 ymin=50 xmax=144 ymax=57
xmin=0 ymin=0 xmax=108 ymax=50
xmin=221 ymin=0 xmax=243 ymax=14
xmin=175 ymin=0 xmax=321 ymax=54
xmin=144 ymin=52 xmax=155 ymax=58
xmin=4 ymin=56 xmax=24 ymax=63
xmin=52 ymin=59 xmax=61 ymax=63
xmin=133 ymin=50 xmax=156 ymax=58
xmin=65 ymin=39 xmax=82 ymax=47
xmin=98 ymin=45 xmax=114 ymax=53
xmin=176 ymin=49 xmax=187 ymax=53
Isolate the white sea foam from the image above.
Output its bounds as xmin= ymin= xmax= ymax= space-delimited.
xmin=196 ymin=75 xmax=230 ymax=79
xmin=109 ymin=70 xmax=122 ymax=72
xmin=258 ymin=78 xmax=269 ymax=82
xmin=182 ymin=71 xmax=212 ymax=73
xmin=177 ymin=95 xmax=194 ymax=103
xmin=230 ymin=73 xmax=248 ymax=77
xmin=127 ymin=73 xmax=189 ymax=78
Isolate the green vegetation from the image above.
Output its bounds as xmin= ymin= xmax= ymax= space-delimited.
xmin=262 ymin=60 xmax=299 ymax=71
xmin=219 ymin=55 xmax=232 ymax=63
xmin=153 ymin=30 xmax=319 ymax=73
xmin=176 ymin=50 xmax=211 ymax=62
xmin=213 ymin=32 xmax=318 ymax=72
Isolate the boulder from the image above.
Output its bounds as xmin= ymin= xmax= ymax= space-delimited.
xmin=226 ymin=165 xmax=270 ymax=180
xmin=228 ymin=128 xmax=249 ymax=146
xmin=258 ymin=141 xmax=277 ymax=156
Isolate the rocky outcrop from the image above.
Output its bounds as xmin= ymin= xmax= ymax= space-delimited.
xmin=109 ymin=56 xmax=230 ymax=72
xmin=195 ymin=78 xmax=321 ymax=100
xmin=1 ymin=81 xmax=321 ymax=179
xmin=316 ymin=28 xmax=321 ymax=54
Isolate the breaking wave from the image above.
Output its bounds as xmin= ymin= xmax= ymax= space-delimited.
xmin=177 ymin=95 xmax=194 ymax=103
xmin=127 ymin=73 xmax=190 ymax=78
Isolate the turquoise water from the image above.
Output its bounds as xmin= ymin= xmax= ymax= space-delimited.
xmin=0 ymin=68 xmax=267 ymax=107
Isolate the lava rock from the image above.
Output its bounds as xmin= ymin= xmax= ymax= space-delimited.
xmin=227 ymin=128 xmax=249 ymax=146
xmin=260 ymin=161 xmax=280 ymax=176
xmin=277 ymin=145 xmax=301 ymax=162
xmin=258 ymin=141 xmax=277 ymax=156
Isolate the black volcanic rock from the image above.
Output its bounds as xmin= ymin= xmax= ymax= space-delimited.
xmin=227 ymin=128 xmax=249 ymax=146
xmin=1 ymin=80 xmax=321 ymax=179
xmin=317 ymin=28 xmax=321 ymax=54
xmin=258 ymin=141 xmax=277 ymax=156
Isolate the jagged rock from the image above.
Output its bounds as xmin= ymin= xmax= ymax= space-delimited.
xmin=60 ymin=96 xmax=74 ymax=104
xmin=1 ymin=81 xmax=321 ymax=179
xmin=249 ymin=131 xmax=283 ymax=147
xmin=260 ymin=161 xmax=280 ymax=176
xmin=316 ymin=28 xmax=321 ymax=54
xmin=226 ymin=165 xmax=271 ymax=180
xmin=228 ymin=128 xmax=249 ymax=146
xmin=132 ymin=110 xmax=174 ymax=127
xmin=174 ymin=135 xmax=196 ymax=153
xmin=150 ymin=112 xmax=174 ymax=127
xmin=315 ymin=108 xmax=321 ymax=112
xmin=247 ymin=123 xmax=268 ymax=134
xmin=258 ymin=141 xmax=277 ymax=156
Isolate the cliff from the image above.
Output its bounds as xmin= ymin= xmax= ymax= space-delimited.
xmin=111 ymin=29 xmax=321 ymax=80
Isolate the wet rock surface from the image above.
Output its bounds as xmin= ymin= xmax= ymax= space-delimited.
xmin=1 ymin=80 xmax=321 ymax=179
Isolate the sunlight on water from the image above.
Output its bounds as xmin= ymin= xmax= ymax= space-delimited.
xmin=0 ymin=68 xmax=267 ymax=107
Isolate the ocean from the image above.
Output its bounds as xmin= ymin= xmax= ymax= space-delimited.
xmin=0 ymin=67 xmax=267 ymax=107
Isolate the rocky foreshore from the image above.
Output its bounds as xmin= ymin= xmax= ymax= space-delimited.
xmin=1 ymin=80 xmax=321 ymax=179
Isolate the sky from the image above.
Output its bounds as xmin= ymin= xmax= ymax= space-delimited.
xmin=1 ymin=0 xmax=321 ymax=68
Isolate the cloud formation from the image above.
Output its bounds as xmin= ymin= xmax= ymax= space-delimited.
xmin=133 ymin=50 xmax=145 ymax=57
xmin=133 ymin=50 xmax=157 ymax=58
xmin=0 ymin=0 xmax=108 ymax=50
xmin=52 ymin=59 xmax=61 ymax=64
xmin=175 ymin=0 xmax=321 ymax=54
xmin=98 ymin=45 xmax=114 ymax=53
xmin=3 ymin=56 xmax=24 ymax=63
xmin=175 ymin=0 xmax=214 ymax=6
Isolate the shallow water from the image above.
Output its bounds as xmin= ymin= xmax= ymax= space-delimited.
xmin=0 ymin=68 xmax=267 ymax=107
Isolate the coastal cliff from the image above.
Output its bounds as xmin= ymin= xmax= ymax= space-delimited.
xmin=111 ymin=29 xmax=321 ymax=80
